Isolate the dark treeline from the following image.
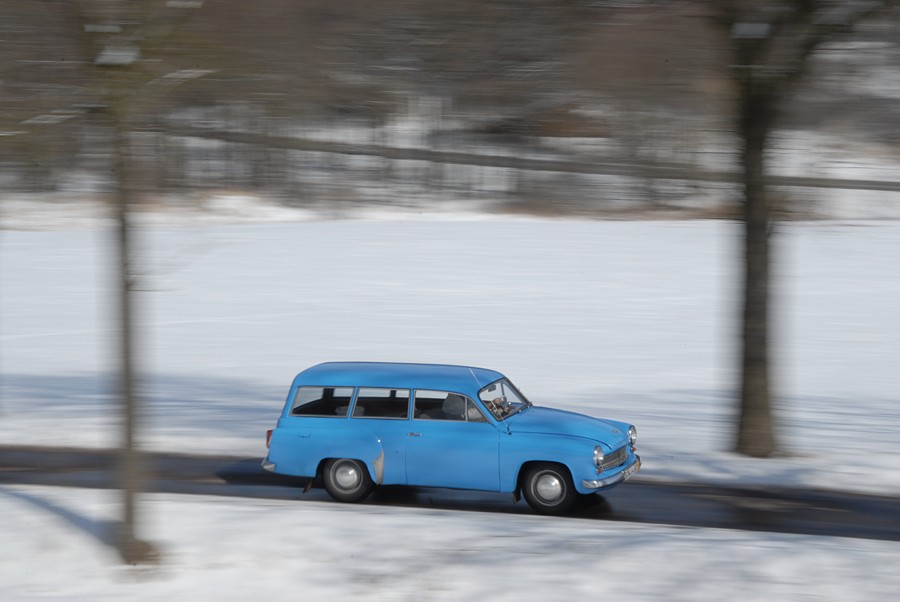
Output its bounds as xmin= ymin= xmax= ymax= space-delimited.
xmin=1 ymin=0 xmax=897 ymax=215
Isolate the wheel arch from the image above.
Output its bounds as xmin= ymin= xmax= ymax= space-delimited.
xmin=514 ymin=459 xmax=574 ymax=496
xmin=315 ymin=448 xmax=384 ymax=485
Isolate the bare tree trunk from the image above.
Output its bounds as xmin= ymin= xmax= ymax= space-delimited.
xmin=737 ymin=136 xmax=777 ymax=456
xmin=735 ymin=75 xmax=777 ymax=457
xmin=111 ymin=104 xmax=157 ymax=564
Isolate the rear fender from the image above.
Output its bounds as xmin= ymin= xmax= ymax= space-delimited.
xmin=268 ymin=426 xmax=384 ymax=483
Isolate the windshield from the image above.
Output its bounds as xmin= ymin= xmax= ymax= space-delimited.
xmin=478 ymin=378 xmax=531 ymax=421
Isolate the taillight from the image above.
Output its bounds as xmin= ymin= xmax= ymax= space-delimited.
xmin=266 ymin=429 xmax=273 ymax=448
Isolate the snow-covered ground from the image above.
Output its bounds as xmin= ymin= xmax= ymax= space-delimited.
xmin=2 ymin=484 xmax=899 ymax=601
xmin=1 ymin=213 xmax=898 ymax=599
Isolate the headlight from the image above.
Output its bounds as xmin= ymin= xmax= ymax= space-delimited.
xmin=628 ymin=425 xmax=637 ymax=448
xmin=593 ymin=446 xmax=605 ymax=469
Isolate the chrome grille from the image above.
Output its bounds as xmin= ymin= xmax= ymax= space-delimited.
xmin=601 ymin=446 xmax=628 ymax=470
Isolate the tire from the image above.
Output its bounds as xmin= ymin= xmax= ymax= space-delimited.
xmin=322 ymin=458 xmax=373 ymax=503
xmin=521 ymin=463 xmax=577 ymax=515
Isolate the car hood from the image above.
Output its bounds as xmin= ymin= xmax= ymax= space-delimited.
xmin=505 ymin=407 xmax=629 ymax=451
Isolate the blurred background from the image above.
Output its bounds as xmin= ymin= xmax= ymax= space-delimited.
xmin=2 ymin=0 xmax=898 ymax=219
xmin=2 ymin=0 xmax=900 ymax=592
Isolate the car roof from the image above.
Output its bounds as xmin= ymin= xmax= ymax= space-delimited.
xmin=292 ymin=362 xmax=506 ymax=394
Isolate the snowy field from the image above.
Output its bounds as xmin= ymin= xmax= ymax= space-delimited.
xmin=1 ymin=212 xmax=899 ymax=599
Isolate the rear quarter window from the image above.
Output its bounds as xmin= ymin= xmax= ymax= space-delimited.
xmin=291 ymin=386 xmax=355 ymax=417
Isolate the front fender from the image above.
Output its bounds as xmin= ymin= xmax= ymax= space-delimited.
xmin=498 ymin=432 xmax=594 ymax=493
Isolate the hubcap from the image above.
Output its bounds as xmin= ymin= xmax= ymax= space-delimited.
xmin=534 ymin=472 xmax=563 ymax=503
xmin=334 ymin=463 xmax=361 ymax=489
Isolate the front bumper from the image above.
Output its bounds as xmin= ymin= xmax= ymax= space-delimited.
xmin=582 ymin=454 xmax=640 ymax=490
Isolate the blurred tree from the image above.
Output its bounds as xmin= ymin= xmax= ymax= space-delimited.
xmin=69 ymin=0 xmax=212 ymax=564
xmin=717 ymin=0 xmax=896 ymax=457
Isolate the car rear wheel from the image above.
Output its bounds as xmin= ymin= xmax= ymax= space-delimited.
xmin=522 ymin=463 xmax=577 ymax=515
xmin=322 ymin=458 xmax=373 ymax=503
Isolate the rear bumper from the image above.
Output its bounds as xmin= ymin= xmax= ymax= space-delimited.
xmin=581 ymin=454 xmax=640 ymax=490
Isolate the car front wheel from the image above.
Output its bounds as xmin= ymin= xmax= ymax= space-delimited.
xmin=522 ymin=463 xmax=577 ymax=515
xmin=322 ymin=458 xmax=373 ymax=503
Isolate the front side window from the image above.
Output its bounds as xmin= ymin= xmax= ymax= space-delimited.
xmin=414 ymin=390 xmax=488 ymax=423
xmin=478 ymin=379 xmax=530 ymax=420
xmin=291 ymin=386 xmax=355 ymax=417
xmin=352 ymin=388 xmax=410 ymax=419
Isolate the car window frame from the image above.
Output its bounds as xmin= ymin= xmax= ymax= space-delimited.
xmin=350 ymin=386 xmax=412 ymax=420
xmin=412 ymin=389 xmax=489 ymax=423
xmin=288 ymin=385 xmax=357 ymax=418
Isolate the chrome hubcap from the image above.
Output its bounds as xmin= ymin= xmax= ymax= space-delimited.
xmin=534 ymin=472 xmax=563 ymax=502
xmin=334 ymin=463 xmax=360 ymax=489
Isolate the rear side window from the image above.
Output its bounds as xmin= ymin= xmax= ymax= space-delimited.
xmin=291 ymin=386 xmax=355 ymax=417
xmin=352 ymin=388 xmax=410 ymax=419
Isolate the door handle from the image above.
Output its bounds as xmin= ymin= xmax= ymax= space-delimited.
xmin=407 ymin=432 xmax=422 ymax=437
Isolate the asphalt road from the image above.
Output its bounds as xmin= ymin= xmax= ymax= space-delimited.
xmin=1 ymin=445 xmax=898 ymax=541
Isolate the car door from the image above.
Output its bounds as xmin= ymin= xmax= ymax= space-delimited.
xmin=348 ymin=387 xmax=413 ymax=484
xmin=405 ymin=390 xmax=501 ymax=491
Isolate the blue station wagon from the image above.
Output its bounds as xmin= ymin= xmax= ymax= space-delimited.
xmin=263 ymin=362 xmax=640 ymax=514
